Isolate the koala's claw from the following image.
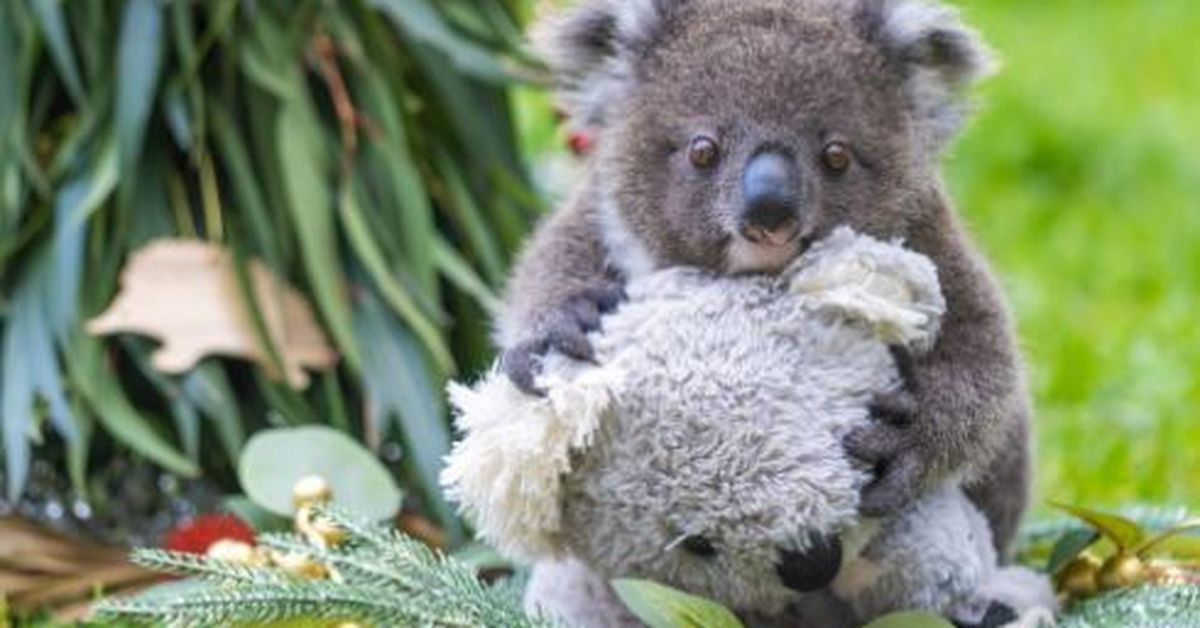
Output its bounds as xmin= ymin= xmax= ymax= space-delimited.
xmin=844 ymin=421 xmax=924 ymax=516
xmin=501 ymin=286 xmax=627 ymax=396
xmin=868 ymin=388 xmax=918 ymax=426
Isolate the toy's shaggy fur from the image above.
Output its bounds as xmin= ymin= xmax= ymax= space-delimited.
xmin=444 ymin=229 xmax=1052 ymax=626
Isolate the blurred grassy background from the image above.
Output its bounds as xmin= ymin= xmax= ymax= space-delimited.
xmin=945 ymin=0 xmax=1200 ymax=510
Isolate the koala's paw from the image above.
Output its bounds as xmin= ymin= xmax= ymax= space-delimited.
xmin=501 ymin=285 xmax=626 ymax=395
xmin=845 ymin=348 xmax=925 ymax=516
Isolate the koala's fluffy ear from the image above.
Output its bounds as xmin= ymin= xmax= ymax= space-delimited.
xmin=441 ymin=362 xmax=621 ymax=562
xmin=861 ymin=0 xmax=997 ymax=152
xmin=532 ymin=0 xmax=685 ymax=130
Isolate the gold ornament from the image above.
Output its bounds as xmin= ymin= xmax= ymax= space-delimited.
xmin=1056 ymin=554 xmax=1101 ymax=599
xmin=1098 ymin=552 xmax=1148 ymax=590
xmin=293 ymin=474 xmax=333 ymax=508
xmin=295 ymin=504 xmax=348 ymax=549
xmin=206 ymin=540 xmax=268 ymax=566
xmin=272 ymin=551 xmax=330 ymax=580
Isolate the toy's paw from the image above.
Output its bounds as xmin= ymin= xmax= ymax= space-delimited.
xmin=500 ymin=285 xmax=626 ymax=395
xmin=845 ymin=386 xmax=926 ymax=516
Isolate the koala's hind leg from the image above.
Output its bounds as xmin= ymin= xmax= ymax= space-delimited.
xmin=832 ymin=485 xmax=1054 ymax=627
xmin=524 ymin=558 xmax=643 ymax=628
xmin=965 ymin=416 xmax=1031 ymax=557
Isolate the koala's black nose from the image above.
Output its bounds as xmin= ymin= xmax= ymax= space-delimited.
xmin=775 ymin=535 xmax=843 ymax=592
xmin=741 ymin=151 xmax=802 ymax=244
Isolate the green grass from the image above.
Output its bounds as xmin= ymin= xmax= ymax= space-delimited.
xmin=948 ymin=0 xmax=1200 ymax=510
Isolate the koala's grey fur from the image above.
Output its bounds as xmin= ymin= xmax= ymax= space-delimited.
xmin=500 ymin=0 xmax=1030 ymax=555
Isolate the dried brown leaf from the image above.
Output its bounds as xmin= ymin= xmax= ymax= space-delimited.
xmin=87 ymin=239 xmax=337 ymax=389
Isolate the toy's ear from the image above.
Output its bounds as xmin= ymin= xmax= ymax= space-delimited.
xmin=787 ymin=227 xmax=946 ymax=353
xmin=531 ymin=0 xmax=687 ymax=131
xmin=859 ymin=0 xmax=997 ymax=153
xmin=441 ymin=363 xmax=620 ymax=562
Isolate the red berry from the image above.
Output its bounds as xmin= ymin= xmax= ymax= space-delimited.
xmin=163 ymin=513 xmax=256 ymax=554
xmin=568 ymin=131 xmax=595 ymax=156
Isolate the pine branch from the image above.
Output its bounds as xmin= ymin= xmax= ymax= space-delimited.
xmin=95 ymin=508 xmax=556 ymax=628
xmin=1058 ymin=584 xmax=1200 ymax=628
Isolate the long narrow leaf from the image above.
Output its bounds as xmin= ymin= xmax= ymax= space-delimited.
xmin=276 ymin=84 xmax=362 ymax=371
xmin=115 ymin=0 xmax=165 ymax=208
xmin=340 ymin=185 xmax=452 ymax=373
xmin=31 ymin=0 xmax=87 ymax=107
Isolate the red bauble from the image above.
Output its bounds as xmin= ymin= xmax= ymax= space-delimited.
xmin=163 ymin=513 xmax=256 ymax=554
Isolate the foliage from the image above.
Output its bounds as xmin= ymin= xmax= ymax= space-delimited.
xmin=611 ymin=579 xmax=743 ymax=628
xmin=0 ymin=0 xmax=538 ymax=532
xmin=94 ymin=506 xmax=552 ymax=627
xmin=1058 ymin=585 xmax=1200 ymax=628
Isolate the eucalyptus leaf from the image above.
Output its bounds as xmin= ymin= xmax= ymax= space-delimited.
xmin=862 ymin=611 xmax=957 ymax=628
xmin=115 ymin=0 xmax=165 ymax=206
xmin=372 ymin=0 xmax=511 ymax=82
xmin=353 ymin=287 xmax=457 ymax=535
xmin=1052 ymin=502 xmax=1147 ymax=551
xmin=31 ymin=0 xmax=86 ymax=107
xmin=238 ymin=425 xmax=403 ymax=521
xmin=611 ymin=579 xmax=744 ymax=628
xmin=1048 ymin=529 xmax=1101 ymax=574
xmin=69 ymin=336 xmax=198 ymax=478
xmin=276 ymin=86 xmax=362 ymax=371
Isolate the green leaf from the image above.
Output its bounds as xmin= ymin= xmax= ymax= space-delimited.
xmin=69 ymin=336 xmax=198 ymax=478
xmin=115 ymin=0 xmax=165 ymax=208
xmin=372 ymin=0 xmax=511 ymax=82
xmin=182 ymin=362 xmax=246 ymax=464
xmin=611 ymin=579 xmax=744 ymax=628
xmin=1136 ymin=519 xmax=1200 ymax=558
xmin=352 ymin=288 xmax=457 ymax=535
xmin=1052 ymin=501 xmax=1147 ymax=551
xmin=862 ymin=611 xmax=957 ymax=628
xmin=340 ymin=185 xmax=452 ymax=373
xmin=1048 ymin=529 xmax=1101 ymax=574
xmin=432 ymin=236 xmax=500 ymax=313
xmin=276 ymin=87 xmax=362 ymax=371
xmin=2 ymin=251 xmax=79 ymax=499
xmin=238 ymin=425 xmax=403 ymax=521
xmin=31 ymin=0 xmax=86 ymax=106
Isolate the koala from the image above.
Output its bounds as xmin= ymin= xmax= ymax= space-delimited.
xmin=451 ymin=230 xmax=1055 ymax=627
xmin=496 ymin=0 xmax=1031 ymax=554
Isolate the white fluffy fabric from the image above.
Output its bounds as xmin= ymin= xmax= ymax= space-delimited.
xmin=442 ymin=363 xmax=623 ymax=561
xmin=443 ymin=227 xmax=942 ymax=566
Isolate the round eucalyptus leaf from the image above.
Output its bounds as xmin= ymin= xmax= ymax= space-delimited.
xmin=238 ymin=426 xmax=402 ymax=521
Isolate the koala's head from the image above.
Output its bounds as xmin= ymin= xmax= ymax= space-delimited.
xmin=536 ymin=0 xmax=993 ymax=275
xmin=445 ymin=229 xmax=945 ymax=615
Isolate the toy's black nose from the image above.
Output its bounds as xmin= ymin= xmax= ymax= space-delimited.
xmin=775 ymin=535 xmax=843 ymax=592
xmin=741 ymin=151 xmax=802 ymax=245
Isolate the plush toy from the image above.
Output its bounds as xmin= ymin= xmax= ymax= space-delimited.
xmin=442 ymin=228 xmax=1054 ymax=628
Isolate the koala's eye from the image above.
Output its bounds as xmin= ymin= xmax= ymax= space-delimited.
xmin=687 ymin=135 xmax=720 ymax=169
xmin=681 ymin=535 xmax=718 ymax=558
xmin=821 ymin=141 xmax=853 ymax=174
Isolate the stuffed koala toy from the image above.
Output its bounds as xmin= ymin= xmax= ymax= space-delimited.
xmin=443 ymin=229 xmax=1053 ymax=628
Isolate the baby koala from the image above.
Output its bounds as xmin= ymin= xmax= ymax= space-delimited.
xmin=449 ymin=229 xmax=1054 ymax=627
xmin=498 ymin=0 xmax=1033 ymax=551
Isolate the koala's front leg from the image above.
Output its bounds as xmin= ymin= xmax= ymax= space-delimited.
xmin=844 ymin=216 xmax=1031 ymax=552
xmin=496 ymin=192 xmax=626 ymax=394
